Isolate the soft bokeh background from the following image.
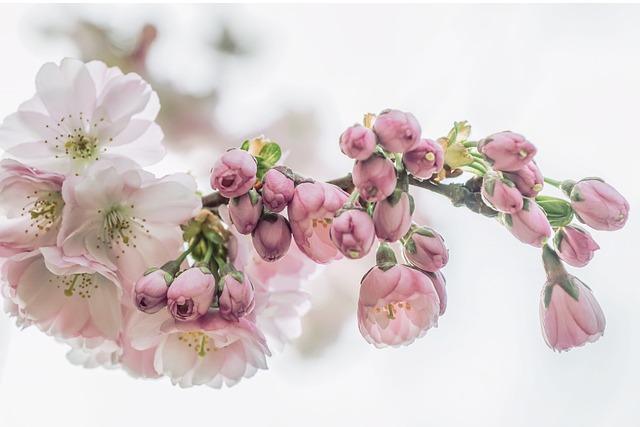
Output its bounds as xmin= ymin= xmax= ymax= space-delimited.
xmin=1 ymin=4 xmax=639 ymax=426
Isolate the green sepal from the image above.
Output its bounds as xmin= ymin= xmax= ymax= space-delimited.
xmin=553 ymin=228 xmax=565 ymax=251
xmin=143 ymin=267 xmax=159 ymax=276
xmin=164 ymin=272 xmax=174 ymax=286
xmin=503 ymin=213 xmax=513 ymax=228
xmin=446 ymin=121 xmax=471 ymax=147
xmin=560 ymin=180 xmax=577 ymax=198
xmin=376 ymin=243 xmax=397 ymax=269
xmin=240 ymin=140 xmax=250 ymax=151
xmin=415 ymin=227 xmax=435 ymax=238
xmin=387 ymin=188 xmax=404 ymax=207
xmin=543 ymin=284 xmax=554 ymax=309
xmin=536 ymin=196 xmax=574 ymax=227
xmin=258 ymin=142 xmax=282 ymax=165
xmin=502 ymin=176 xmax=516 ymax=188
xmin=230 ymin=196 xmax=240 ymax=207
xmin=408 ymin=193 xmax=415 ymax=215
xmin=484 ymin=174 xmax=497 ymax=197
xmin=229 ymin=271 xmax=245 ymax=283
xmin=404 ymin=236 xmax=417 ymax=254
xmin=248 ymin=188 xmax=260 ymax=206
xmin=558 ymin=277 xmax=580 ymax=303
xmin=256 ymin=158 xmax=272 ymax=181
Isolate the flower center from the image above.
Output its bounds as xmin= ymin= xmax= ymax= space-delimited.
xmin=374 ymin=301 xmax=412 ymax=319
xmin=50 ymin=273 xmax=97 ymax=298
xmin=97 ymin=205 xmax=149 ymax=251
xmin=22 ymin=190 xmax=63 ymax=237
xmin=312 ymin=217 xmax=332 ymax=228
xmin=44 ymin=112 xmax=111 ymax=167
xmin=177 ymin=332 xmax=218 ymax=357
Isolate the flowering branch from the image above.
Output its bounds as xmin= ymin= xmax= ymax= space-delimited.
xmin=0 ymin=59 xmax=630 ymax=389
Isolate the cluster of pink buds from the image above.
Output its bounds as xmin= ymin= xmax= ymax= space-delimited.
xmin=134 ymin=210 xmax=255 ymax=323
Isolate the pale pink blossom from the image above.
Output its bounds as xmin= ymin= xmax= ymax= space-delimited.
xmin=478 ymin=131 xmax=536 ymax=172
xmin=134 ymin=269 xmax=171 ymax=313
xmin=352 ymin=154 xmax=397 ymax=202
xmin=540 ymin=276 xmax=605 ymax=352
xmin=358 ymin=264 xmax=440 ymax=348
xmin=218 ymin=271 xmax=255 ymax=322
xmin=373 ymin=110 xmax=421 ymax=153
xmin=3 ymin=247 xmax=122 ymax=344
xmin=481 ymin=171 xmax=524 ymax=214
xmin=0 ymin=58 xmax=165 ymax=175
xmin=403 ymin=226 xmax=449 ymax=272
xmin=229 ymin=189 xmax=262 ymax=235
xmin=503 ymin=200 xmax=552 ymax=247
xmin=167 ymin=267 xmax=216 ymax=322
xmin=504 ymin=161 xmax=544 ymax=197
xmin=251 ymin=213 xmax=292 ymax=262
xmin=0 ymin=159 xmax=65 ymax=255
xmin=210 ymin=149 xmax=257 ymax=198
xmin=568 ymin=179 xmax=629 ymax=231
xmin=339 ymin=124 xmax=377 ymax=160
xmin=57 ymin=160 xmax=201 ymax=286
xmin=261 ymin=167 xmax=295 ymax=213
xmin=402 ymin=138 xmax=444 ymax=179
xmin=554 ymin=225 xmax=600 ymax=267
xmin=426 ymin=271 xmax=447 ymax=316
xmin=373 ymin=191 xmax=413 ymax=242
xmin=130 ymin=310 xmax=270 ymax=388
xmin=329 ymin=208 xmax=375 ymax=259
xmin=288 ymin=181 xmax=348 ymax=263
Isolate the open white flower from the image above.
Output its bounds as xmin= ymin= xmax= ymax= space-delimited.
xmin=0 ymin=58 xmax=165 ymax=175
xmin=57 ymin=160 xmax=201 ymax=287
xmin=0 ymin=159 xmax=65 ymax=256
xmin=2 ymin=247 xmax=123 ymax=345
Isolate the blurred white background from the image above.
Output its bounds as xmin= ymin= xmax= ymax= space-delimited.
xmin=0 ymin=4 xmax=639 ymax=426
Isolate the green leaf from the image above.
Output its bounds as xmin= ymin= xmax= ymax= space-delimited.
xmin=256 ymin=158 xmax=271 ymax=181
xmin=240 ymin=140 xmax=250 ymax=151
xmin=258 ymin=142 xmax=282 ymax=165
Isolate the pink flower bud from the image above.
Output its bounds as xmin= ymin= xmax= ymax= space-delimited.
xmin=134 ymin=269 xmax=171 ymax=314
xmin=503 ymin=199 xmax=552 ymax=247
xmin=339 ymin=124 xmax=377 ymax=160
xmin=252 ymin=213 xmax=292 ymax=262
xmin=481 ymin=172 xmax=524 ymax=213
xmin=554 ymin=225 xmax=600 ymax=267
xmin=261 ymin=167 xmax=295 ymax=213
xmin=352 ymin=153 xmax=397 ymax=202
xmin=373 ymin=109 xmax=421 ymax=153
xmin=289 ymin=181 xmax=349 ymax=263
xmin=402 ymin=138 xmax=444 ymax=179
xmin=210 ymin=149 xmax=257 ymax=198
xmin=504 ymin=161 xmax=544 ymax=197
xmin=330 ymin=208 xmax=376 ymax=259
xmin=167 ymin=267 xmax=216 ymax=321
xmin=218 ymin=271 xmax=255 ymax=322
xmin=426 ymin=271 xmax=447 ymax=316
xmin=358 ymin=264 xmax=440 ymax=348
xmin=373 ymin=190 xmax=413 ymax=242
xmin=403 ymin=226 xmax=449 ymax=272
xmin=229 ymin=189 xmax=263 ymax=234
xmin=568 ymin=178 xmax=629 ymax=231
xmin=540 ymin=276 xmax=605 ymax=352
xmin=477 ymin=131 xmax=537 ymax=172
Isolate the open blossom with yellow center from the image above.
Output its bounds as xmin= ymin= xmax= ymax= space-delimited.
xmin=57 ymin=159 xmax=202 ymax=287
xmin=0 ymin=159 xmax=65 ymax=255
xmin=0 ymin=58 xmax=165 ymax=175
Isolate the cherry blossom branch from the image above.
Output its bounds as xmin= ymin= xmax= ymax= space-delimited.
xmin=201 ymin=173 xmax=498 ymax=218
